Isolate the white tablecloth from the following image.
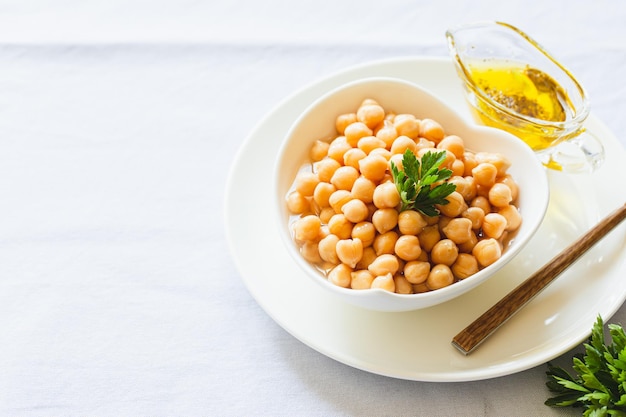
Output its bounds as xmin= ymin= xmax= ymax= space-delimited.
xmin=0 ymin=0 xmax=624 ymax=415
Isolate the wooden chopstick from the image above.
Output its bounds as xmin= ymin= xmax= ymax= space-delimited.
xmin=452 ymin=202 xmax=626 ymax=355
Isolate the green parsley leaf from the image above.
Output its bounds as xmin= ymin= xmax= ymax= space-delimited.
xmin=390 ymin=149 xmax=456 ymax=216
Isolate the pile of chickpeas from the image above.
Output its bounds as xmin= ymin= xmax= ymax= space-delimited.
xmin=285 ymin=98 xmax=522 ymax=294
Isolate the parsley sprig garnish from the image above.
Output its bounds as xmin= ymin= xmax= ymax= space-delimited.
xmin=545 ymin=316 xmax=626 ymax=416
xmin=390 ymin=149 xmax=456 ymax=217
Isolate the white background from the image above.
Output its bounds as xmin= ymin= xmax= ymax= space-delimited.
xmin=0 ymin=0 xmax=624 ymax=415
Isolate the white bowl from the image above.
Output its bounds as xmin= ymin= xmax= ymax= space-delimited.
xmin=274 ymin=77 xmax=549 ymax=312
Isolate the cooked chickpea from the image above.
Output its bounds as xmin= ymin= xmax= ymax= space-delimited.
xmin=499 ymin=204 xmax=522 ymax=231
xmin=398 ymin=210 xmax=427 ymax=235
xmin=358 ymin=154 xmax=388 ymax=182
xmin=319 ymin=207 xmax=335 ymax=224
xmin=343 ymin=148 xmax=367 ymax=170
xmin=419 ymin=118 xmax=445 ymax=143
xmin=451 ymin=253 xmax=479 ymax=280
xmin=415 ymin=137 xmax=435 ymax=151
xmin=403 ymin=260 xmax=430 ymax=284
xmin=328 ymin=263 xmax=352 ymax=288
xmin=463 ymin=151 xmax=479 ymax=176
xmin=457 ymin=230 xmax=478 ymax=253
xmin=301 ymin=241 xmax=322 ymax=264
xmin=451 ymin=159 xmax=465 ymax=177
xmin=488 ymin=183 xmax=513 ymax=208
xmin=390 ymin=135 xmax=417 ymax=155
xmin=328 ymin=189 xmax=352 ymax=213
xmin=472 ymin=163 xmax=498 ymax=187
xmin=394 ymin=274 xmax=413 ymax=294
xmin=344 ymin=122 xmax=373 ymax=147
xmin=340 ymin=199 xmax=369 ymax=223
xmin=371 ymin=273 xmax=396 ymax=292
xmin=358 ymin=135 xmax=386 ymax=154
xmin=369 ymin=147 xmax=391 ymax=160
xmin=427 ymin=264 xmax=454 ymax=290
xmin=335 ymin=113 xmax=357 ymax=135
xmin=418 ymin=225 xmax=441 ymax=252
xmin=330 ymin=165 xmax=359 ymax=191
xmin=357 ymin=103 xmax=385 ymax=129
xmin=472 ymin=238 xmax=502 ymax=267
xmin=310 ymin=140 xmax=330 ymax=162
xmin=351 ymin=221 xmax=376 ymax=247
xmin=393 ymin=114 xmax=420 ymax=139
xmin=462 ymin=206 xmax=485 ymax=230
xmin=294 ymin=171 xmax=319 ymax=197
xmin=286 ymin=191 xmax=309 ymax=214
xmin=318 ymin=234 xmax=340 ymax=264
xmin=499 ymin=175 xmax=519 ymax=201
xmin=482 ymin=212 xmax=507 ymax=239
xmin=293 ymin=215 xmax=321 ymax=242
xmin=372 ymin=208 xmax=398 ymax=234
xmin=315 ymin=157 xmax=341 ymax=182
xmin=448 ymin=176 xmax=473 ymax=202
xmin=394 ymin=235 xmax=422 ymax=261
xmin=351 ymin=176 xmax=376 ymax=203
xmin=376 ymin=125 xmax=399 ymax=148
xmin=437 ymin=191 xmax=467 ymax=218
xmin=327 ymin=136 xmax=352 ymax=163
xmin=471 ymin=195 xmax=492 ymax=214
xmin=441 ymin=217 xmax=473 ymax=244
xmin=327 ymin=213 xmax=353 ymax=239
xmin=313 ymin=182 xmax=336 ymax=208
xmin=430 ymin=239 xmax=459 ymax=266
xmin=368 ymin=254 xmax=400 ymax=276
xmin=350 ymin=269 xmax=374 ymax=289
xmin=336 ymin=238 xmax=363 ymax=268
xmin=475 ymin=152 xmax=511 ymax=177
xmin=372 ymin=182 xmax=401 ymax=209
xmin=437 ymin=135 xmax=464 ymax=158
xmin=373 ymin=230 xmax=399 ymax=255
xmin=356 ymin=246 xmax=377 ymax=270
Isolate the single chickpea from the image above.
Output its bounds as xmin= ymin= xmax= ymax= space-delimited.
xmin=418 ymin=225 xmax=441 ymax=252
xmin=430 ymin=239 xmax=459 ymax=266
xmin=419 ymin=118 xmax=445 ymax=143
xmin=472 ymin=162 xmax=498 ymax=187
xmin=293 ymin=215 xmax=321 ymax=242
xmin=472 ymin=238 xmax=502 ymax=267
xmin=351 ymin=176 xmax=376 ymax=204
xmin=318 ymin=234 xmax=340 ymax=264
xmin=394 ymin=235 xmax=422 ymax=261
xmin=394 ymin=274 xmax=413 ymax=294
xmin=376 ymin=125 xmax=399 ymax=149
xmin=451 ymin=253 xmax=479 ymax=280
xmin=488 ymin=183 xmax=513 ymax=208
xmin=440 ymin=149 xmax=456 ymax=170
xmin=372 ymin=208 xmax=399 ymax=234
xmin=313 ymin=182 xmax=336 ymax=208
xmin=344 ymin=122 xmax=373 ymax=147
xmin=437 ymin=191 xmax=467 ymax=218
xmin=437 ymin=135 xmax=465 ymax=158
xmin=310 ymin=140 xmax=330 ymax=162
xmin=371 ymin=273 xmax=396 ymax=292
xmin=335 ymin=113 xmax=357 ymax=135
xmin=373 ymin=230 xmax=399 ymax=255
xmin=471 ymin=195 xmax=492 ymax=215
xmin=327 ymin=213 xmax=353 ymax=239
xmin=357 ymin=103 xmax=385 ymax=129
xmin=499 ymin=204 xmax=522 ymax=231
xmin=286 ymin=191 xmax=309 ymax=214
xmin=393 ymin=114 xmax=420 ymax=139
xmin=300 ymin=241 xmax=322 ymax=264
xmin=372 ymin=182 xmax=401 ymax=209
xmin=398 ymin=210 xmax=427 ymax=235
xmin=451 ymin=159 xmax=465 ymax=177
xmin=341 ymin=199 xmax=369 ymax=223
xmin=327 ymin=136 xmax=352 ymax=163
xmin=350 ymin=269 xmax=374 ymax=289
xmin=336 ymin=238 xmax=363 ymax=268
xmin=328 ymin=263 xmax=352 ymax=288
xmin=449 ymin=176 xmax=473 ymax=202
xmin=294 ymin=171 xmax=319 ymax=197
xmin=457 ymin=230 xmax=478 ymax=254
xmin=475 ymin=152 xmax=511 ymax=177
xmin=427 ymin=264 xmax=454 ymax=290
xmin=368 ymin=254 xmax=400 ymax=276
xmin=358 ymin=154 xmax=389 ymax=182
xmin=356 ymin=246 xmax=377 ymax=270
xmin=463 ymin=151 xmax=478 ymax=176
xmin=462 ymin=206 xmax=485 ymax=230
xmin=319 ymin=207 xmax=335 ymax=224
xmin=343 ymin=148 xmax=367 ymax=170
xmin=441 ymin=217 xmax=473 ymax=244
xmin=499 ymin=175 xmax=519 ymax=201
xmin=351 ymin=221 xmax=376 ymax=247
xmin=403 ymin=260 xmax=430 ymax=284
xmin=390 ymin=135 xmax=417 ymax=155
xmin=330 ymin=165 xmax=359 ymax=191
xmin=369 ymin=148 xmax=391 ymax=160
xmin=482 ymin=212 xmax=507 ymax=239
xmin=328 ymin=189 xmax=352 ymax=213
xmin=358 ymin=135 xmax=386 ymax=154
xmin=314 ymin=157 xmax=341 ymax=183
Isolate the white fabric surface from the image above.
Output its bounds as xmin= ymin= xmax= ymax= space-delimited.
xmin=0 ymin=0 xmax=624 ymax=415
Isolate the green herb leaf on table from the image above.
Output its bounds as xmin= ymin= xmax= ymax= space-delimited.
xmin=545 ymin=315 xmax=626 ymax=416
xmin=390 ymin=149 xmax=456 ymax=216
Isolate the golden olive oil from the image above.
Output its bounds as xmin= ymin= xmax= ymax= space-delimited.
xmin=466 ymin=61 xmax=574 ymax=151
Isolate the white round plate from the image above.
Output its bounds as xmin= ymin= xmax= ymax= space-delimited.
xmin=225 ymin=57 xmax=626 ymax=382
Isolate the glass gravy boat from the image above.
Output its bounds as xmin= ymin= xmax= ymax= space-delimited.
xmin=446 ymin=21 xmax=604 ymax=173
